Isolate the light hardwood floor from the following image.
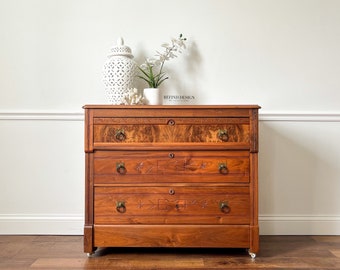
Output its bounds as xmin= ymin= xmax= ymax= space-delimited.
xmin=0 ymin=235 xmax=340 ymax=269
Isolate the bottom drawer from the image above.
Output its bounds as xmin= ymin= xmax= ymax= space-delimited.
xmin=94 ymin=186 xmax=250 ymax=225
xmin=94 ymin=225 xmax=250 ymax=248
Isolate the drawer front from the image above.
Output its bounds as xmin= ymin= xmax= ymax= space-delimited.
xmin=93 ymin=117 xmax=250 ymax=145
xmin=94 ymin=186 xmax=250 ymax=225
xmin=94 ymin=225 xmax=250 ymax=248
xmin=94 ymin=150 xmax=250 ymax=184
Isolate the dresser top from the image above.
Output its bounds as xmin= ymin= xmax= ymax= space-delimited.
xmin=83 ymin=105 xmax=261 ymax=109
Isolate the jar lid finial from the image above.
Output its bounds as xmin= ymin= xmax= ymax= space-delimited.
xmin=108 ymin=37 xmax=133 ymax=58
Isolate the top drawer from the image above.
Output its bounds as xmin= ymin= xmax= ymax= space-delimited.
xmin=84 ymin=105 xmax=260 ymax=151
xmin=93 ymin=117 xmax=249 ymax=144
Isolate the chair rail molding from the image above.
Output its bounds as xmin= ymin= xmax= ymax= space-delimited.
xmin=0 ymin=111 xmax=84 ymax=121
xmin=259 ymin=112 xmax=340 ymax=122
xmin=1 ymin=110 xmax=340 ymax=122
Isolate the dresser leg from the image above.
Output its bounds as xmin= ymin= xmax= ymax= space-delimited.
xmin=84 ymin=226 xmax=96 ymax=254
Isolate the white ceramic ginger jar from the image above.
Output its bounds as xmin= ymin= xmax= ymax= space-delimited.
xmin=103 ymin=37 xmax=137 ymax=104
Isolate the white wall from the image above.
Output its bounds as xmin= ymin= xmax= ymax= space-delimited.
xmin=0 ymin=0 xmax=339 ymax=235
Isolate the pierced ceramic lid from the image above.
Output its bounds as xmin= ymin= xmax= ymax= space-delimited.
xmin=108 ymin=37 xmax=134 ymax=58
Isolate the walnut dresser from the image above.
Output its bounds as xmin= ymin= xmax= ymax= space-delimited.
xmin=83 ymin=105 xmax=260 ymax=258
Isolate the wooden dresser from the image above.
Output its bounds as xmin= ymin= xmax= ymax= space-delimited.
xmin=83 ymin=105 xmax=260 ymax=258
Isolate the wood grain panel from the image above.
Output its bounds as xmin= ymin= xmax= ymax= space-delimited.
xmin=94 ymin=225 xmax=250 ymax=248
xmin=94 ymin=186 xmax=250 ymax=225
xmin=93 ymin=150 xmax=250 ymax=184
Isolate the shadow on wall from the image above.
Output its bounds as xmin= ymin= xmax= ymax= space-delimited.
xmin=134 ymin=40 xmax=203 ymax=102
xmin=166 ymin=41 xmax=202 ymax=97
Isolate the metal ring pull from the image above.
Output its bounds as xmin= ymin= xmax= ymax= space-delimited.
xmin=218 ymin=163 xmax=228 ymax=175
xmin=168 ymin=153 xmax=175 ymax=158
xmin=115 ymin=129 xmax=126 ymax=142
xmin=116 ymin=162 xmax=127 ymax=175
xmin=217 ymin=130 xmax=229 ymax=142
xmin=219 ymin=201 xmax=230 ymax=214
xmin=116 ymin=201 xmax=126 ymax=213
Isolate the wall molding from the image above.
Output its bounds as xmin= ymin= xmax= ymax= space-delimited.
xmin=260 ymin=112 xmax=340 ymax=122
xmin=259 ymin=215 xmax=340 ymax=235
xmin=0 ymin=214 xmax=84 ymax=235
xmin=0 ymin=214 xmax=339 ymax=235
xmin=0 ymin=111 xmax=84 ymax=121
xmin=1 ymin=111 xmax=340 ymax=122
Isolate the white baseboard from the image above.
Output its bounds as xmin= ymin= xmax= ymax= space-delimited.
xmin=0 ymin=215 xmax=83 ymax=235
xmin=1 ymin=214 xmax=340 ymax=235
xmin=260 ymin=215 xmax=340 ymax=235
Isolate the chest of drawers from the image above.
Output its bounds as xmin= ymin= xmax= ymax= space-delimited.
xmin=83 ymin=105 xmax=260 ymax=258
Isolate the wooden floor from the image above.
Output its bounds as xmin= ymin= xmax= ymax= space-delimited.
xmin=0 ymin=235 xmax=340 ymax=269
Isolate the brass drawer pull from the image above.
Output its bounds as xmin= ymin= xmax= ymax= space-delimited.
xmin=218 ymin=163 xmax=228 ymax=175
xmin=116 ymin=162 xmax=127 ymax=175
xmin=168 ymin=153 xmax=175 ymax=158
xmin=115 ymin=129 xmax=126 ymax=142
xmin=219 ymin=201 xmax=230 ymax=214
xmin=217 ymin=130 xmax=229 ymax=142
xmin=116 ymin=201 xmax=126 ymax=213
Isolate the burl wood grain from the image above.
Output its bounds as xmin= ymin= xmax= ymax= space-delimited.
xmin=94 ymin=124 xmax=250 ymax=144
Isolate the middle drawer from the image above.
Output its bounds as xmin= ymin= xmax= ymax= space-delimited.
xmin=93 ymin=150 xmax=250 ymax=184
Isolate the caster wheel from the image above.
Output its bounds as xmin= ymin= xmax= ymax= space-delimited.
xmin=247 ymin=249 xmax=256 ymax=259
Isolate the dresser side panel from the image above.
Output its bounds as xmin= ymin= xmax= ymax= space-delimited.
xmin=250 ymin=108 xmax=259 ymax=153
xmin=84 ymin=108 xmax=94 ymax=153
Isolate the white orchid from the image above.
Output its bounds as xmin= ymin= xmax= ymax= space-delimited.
xmin=138 ymin=34 xmax=187 ymax=88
